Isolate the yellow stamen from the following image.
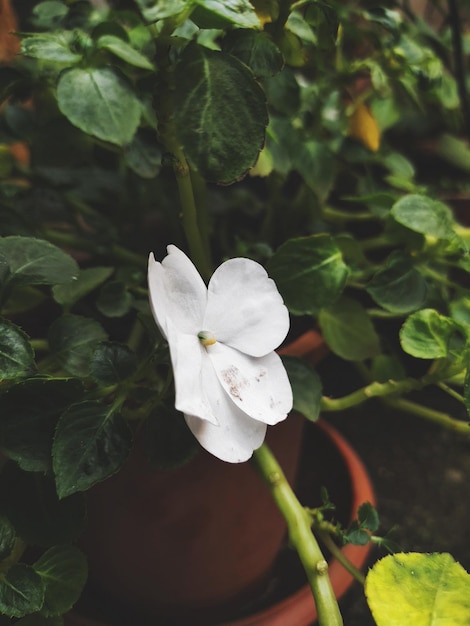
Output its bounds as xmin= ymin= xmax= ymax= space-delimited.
xmin=198 ymin=331 xmax=217 ymax=346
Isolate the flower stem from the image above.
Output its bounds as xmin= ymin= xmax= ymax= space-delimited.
xmin=383 ymin=396 xmax=470 ymax=434
xmin=253 ymin=443 xmax=343 ymax=626
xmin=315 ymin=528 xmax=365 ymax=585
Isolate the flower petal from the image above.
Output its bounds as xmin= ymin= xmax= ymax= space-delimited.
xmin=148 ymin=245 xmax=207 ymax=338
xmin=204 ymin=258 xmax=289 ymax=356
xmin=166 ymin=323 xmax=218 ymax=426
xmin=185 ymin=362 xmax=267 ymax=462
xmin=208 ymin=342 xmax=293 ymax=425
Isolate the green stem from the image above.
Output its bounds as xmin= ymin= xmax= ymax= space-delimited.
xmin=383 ymin=396 xmax=470 ymax=434
xmin=253 ymin=443 xmax=343 ymax=626
xmin=315 ymin=528 xmax=365 ymax=585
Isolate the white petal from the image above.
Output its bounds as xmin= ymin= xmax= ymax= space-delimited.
xmin=204 ymin=258 xmax=289 ymax=357
xmin=184 ymin=363 xmax=267 ymax=462
xmin=208 ymin=342 xmax=293 ymax=426
xmin=166 ymin=324 xmax=218 ymax=426
xmin=148 ymin=245 xmax=207 ymax=338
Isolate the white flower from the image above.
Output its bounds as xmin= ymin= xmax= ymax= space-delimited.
xmin=148 ymin=245 xmax=293 ymax=463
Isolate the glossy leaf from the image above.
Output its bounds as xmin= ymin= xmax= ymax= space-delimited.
xmin=134 ymin=0 xmax=189 ymax=21
xmin=222 ymin=30 xmax=283 ymax=78
xmin=48 ymin=315 xmax=107 ymax=377
xmin=267 ymin=235 xmax=348 ymax=315
xmin=97 ymin=35 xmax=155 ymax=70
xmin=282 ymin=356 xmax=322 ymax=422
xmin=52 ymin=267 xmax=114 ymax=307
xmin=0 ymin=563 xmax=45 ymax=617
xmin=365 ymin=553 xmax=470 ymax=625
xmin=319 ymin=297 xmax=381 ymax=361
xmin=191 ymin=0 xmax=260 ymax=29
xmin=174 ymin=43 xmax=268 ymax=184
xmin=0 ymin=516 xmax=16 ymax=561
xmin=366 ymin=252 xmax=428 ymax=313
xmin=33 ymin=546 xmax=87 ymax=617
xmin=0 ymin=319 xmax=35 ymax=380
xmin=21 ymin=34 xmax=82 ymax=63
xmin=0 ymin=378 xmax=83 ymax=473
xmin=391 ymin=194 xmax=456 ymax=240
xmin=0 ymin=464 xmax=86 ymax=547
xmin=53 ymin=401 xmax=133 ymax=498
xmin=57 ymin=67 xmax=141 ymax=146
xmin=0 ymin=237 xmax=78 ymax=288
xmin=90 ymin=342 xmax=137 ymax=385
xmin=400 ymin=309 xmax=464 ymax=359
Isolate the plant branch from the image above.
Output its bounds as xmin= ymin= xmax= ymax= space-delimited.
xmin=253 ymin=443 xmax=343 ymax=626
xmin=383 ymin=396 xmax=470 ymax=434
xmin=315 ymin=528 xmax=365 ymax=585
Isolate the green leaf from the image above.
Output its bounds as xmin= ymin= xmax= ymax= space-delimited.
xmin=266 ymin=235 xmax=348 ymax=315
xmin=0 ymin=516 xmax=16 ymax=561
xmin=174 ymin=43 xmax=268 ymax=184
xmin=318 ymin=297 xmax=381 ymax=361
xmin=53 ymin=401 xmax=133 ymax=498
xmin=57 ymin=67 xmax=141 ymax=146
xmin=357 ymin=502 xmax=380 ymax=532
xmin=96 ymin=281 xmax=133 ymax=318
xmin=223 ymin=30 xmax=283 ymax=78
xmin=124 ymin=132 xmax=162 ymax=178
xmin=30 ymin=1 xmax=69 ymax=30
xmin=52 ymin=266 xmax=114 ymax=307
xmin=0 ymin=237 xmax=78 ymax=288
xmin=33 ymin=546 xmax=87 ymax=617
xmin=15 ymin=615 xmax=63 ymax=626
xmin=400 ymin=309 xmax=465 ymax=359
xmin=295 ymin=140 xmax=335 ymax=203
xmin=0 ymin=564 xmax=45 ymax=618
xmin=2 ymin=286 xmax=47 ymax=316
xmin=0 ymin=378 xmax=83 ymax=473
xmin=191 ymin=0 xmax=260 ymax=29
xmin=391 ymin=194 xmax=456 ymax=240
xmin=90 ymin=342 xmax=137 ymax=385
xmin=97 ymin=35 xmax=155 ymax=70
xmin=0 ymin=464 xmax=86 ymax=547
xmin=134 ymin=0 xmax=189 ymax=22
xmin=21 ymin=33 xmax=82 ymax=63
xmin=282 ymin=356 xmax=322 ymax=422
xmin=366 ymin=252 xmax=428 ymax=314
xmin=365 ymin=553 xmax=470 ymax=625
xmin=0 ymin=319 xmax=35 ymax=380
xmin=48 ymin=315 xmax=107 ymax=377
xmin=143 ymin=406 xmax=199 ymax=469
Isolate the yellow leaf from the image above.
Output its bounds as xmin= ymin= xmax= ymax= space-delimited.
xmin=347 ymin=102 xmax=381 ymax=152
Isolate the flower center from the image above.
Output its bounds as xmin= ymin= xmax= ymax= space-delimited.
xmin=198 ymin=330 xmax=217 ymax=346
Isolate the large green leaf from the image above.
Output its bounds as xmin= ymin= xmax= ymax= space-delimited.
xmin=223 ymin=30 xmax=283 ymax=78
xmin=366 ymin=252 xmax=428 ymax=314
xmin=48 ymin=315 xmax=107 ymax=377
xmin=0 ymin=564 xmax=45 ymax=617
xmin=282 ymin=356 xmax=322 ymax=422
xmin=134 ymin=0 xmax=189 ymax=22
xmin=174 ymin=43 xmax=268 ymax=184
xmin=53 ymin=401 xmax=133 ymax=498
xmin=391 ymin=194 xmax=456 ymax=240
xmin=400 ymin=309 xmax=465 ymax=359
xmin=318 ymin=297 xmax=381 ymax=361
xmin=0 ymin=237 xmax=78 ymax=288
xmin=365 ymin=553 xmax=470 ymax=625
xmin=267 ymin=235 xmax=348 ymax=315
xmin=0 ymin=319 xmax=35 ymax=380
xmin=0 ymin=378 xmax=83 ymax=473
xmin=90 ymin=342 xmax=137 ymax=385
xmin=57 ymin=67 xmax=141 ymax=146
xmin=52 ymin=266 xmax=114 ymax=307
xmin=191 ymin=0 xmax=260 ymax=29
xmin=34 ymin=546 xmax=87 ymax=617
xmin=0 ymin=464 xmax=86 ymax=547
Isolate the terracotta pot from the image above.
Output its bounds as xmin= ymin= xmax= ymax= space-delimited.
xmin=66 ymin=331 xmax=374 ymax=625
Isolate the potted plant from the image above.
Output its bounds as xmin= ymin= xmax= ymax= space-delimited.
xmin=1 ymin=0 xmax=470 ymax=625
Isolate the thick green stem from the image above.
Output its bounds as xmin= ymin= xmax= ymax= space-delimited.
xmin=253 ymin=443 xmax=343 ymax=626
xmin=383 ymin=396 xmax=470 ymax=434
